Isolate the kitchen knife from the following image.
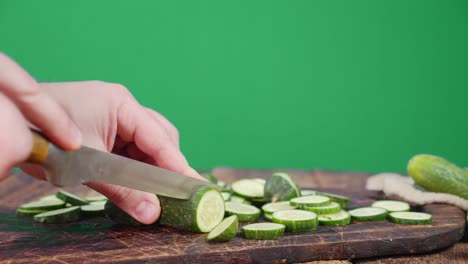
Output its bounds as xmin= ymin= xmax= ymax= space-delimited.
xmin=25 ymin=130 xmax=220 ymax=199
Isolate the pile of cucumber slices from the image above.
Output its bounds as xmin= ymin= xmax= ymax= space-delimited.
xmin=206 ymin=171 xmax=432 ymax=241
xmin=16 ymin=172 xmax=432 ymax=243
xmin=16 ymin=191 xmax=107 ymax=223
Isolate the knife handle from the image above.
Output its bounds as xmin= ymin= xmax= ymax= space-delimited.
xmin=27 ymin=129 xmax=50 ymax=164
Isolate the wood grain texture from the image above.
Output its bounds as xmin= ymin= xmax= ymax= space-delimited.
xmin=0 ymin=168 xmax=465 ymax=264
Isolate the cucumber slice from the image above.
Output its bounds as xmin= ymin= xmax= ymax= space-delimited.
xmin=85 ymin=195 xmax=108 ymax=203
xmin=262 ymin=201 xmax=297 ymax=215
xmin=231 ymin=179 xmax=265 ymax=199
xmin=39 ymin=195 xmax=64 ymax=202
xmin=272 ymin=209 xmax=318 ymax=232
xmin=81 ymin=203 xmax=105 ymax=217
xmin=225 ymin=202 xmax=260 ymax=222
xmin=207 ymin=215 xmax=239 ymax=242
xmin=159 ymin=186 xmax=225 ymax=233
xmin=290 ymin=195 xmax=331 ymax=208
xmin=301 ymin=190 xmax=317 ymax=196
xmin=201 ymin=172 xmax=218 ymax=184
xmin=372 ymin=200 xmax=410 ymax=212
xmin=89 ymin=200 xmax=107 ymax=205
xmin=33 ymin=206 xmax=82 ymax=224
xmin=20 ymin=199 xmax=65 ymax=211
xmin=263 ymin=212 xmax=273 ymax=221
xmin=264 ymin=172 xmax=301 ymax=202
xmin=229 ymin=195 xmax=252 ymax=205
xmin=318 ymin=210 xmax=351 ymax=226
xmin=348 ymin=207 xmax=388 ymax=221
xmin=303 ymin=202 xmax=341 ymax=215
xmin=317 ymin=192 xmax=350 ymax=209
xmin=388 ymin=212 xmax=432 ymax=225
xmin=217 ymin=180 xmax=231 ymax=191
xmin=16 ymin=208 xmax=47 ymax=217
xmin=242 ymin=223 xmax=285 ymax=240
xmin=56 ymin=191 xmax=88 ymax=206
xmin=221 ymin=192 xmax=231 ymax=201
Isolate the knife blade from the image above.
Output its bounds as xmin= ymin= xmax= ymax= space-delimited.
xmin=26 ymin=130 xmax=220 ymax=199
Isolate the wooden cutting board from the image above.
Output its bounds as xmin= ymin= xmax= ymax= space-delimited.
xmin=0 ymin=168 xmax=465 ymax=263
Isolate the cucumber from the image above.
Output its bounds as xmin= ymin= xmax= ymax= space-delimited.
xmin=33 ymin=206 xmax=82 ymax=224
xmin=272 ymin=209 xmax=318 ymax=232
xmin=348 ymin=207 xmax=388 ymax=221
xmin=89 ymin=200 xmax=107 ymax=206
xmin=217 ymin=180 xmax=231 ymax=192
xmin=316 ymin=192 xmax=350 ymax=209
xmin=231 ymin=179 xmax=265 ymax=199
xmin=56 ymin=191 xmax=89 ymax=206
xmin=104 ymin=201 xmax=143 ymax=226
xmin=264 ymin=172 xmax=301 ymax=202
xmin=20 ymin=199 xmax=65 ymax=211
xmin=159 ymin=186 xmax=225 ymax=233
xmin=225 ymin=202 xmax=260 ymax=222
xmin=242 ymin=223 xmax=285 ymax=240
xmin=81 ymin=203 xmax=105 ymax=217
xmin=318 ymin=210 xmax=351 ymax=226
xmin=201 ymin=172 xmax=218 ymax=184
xmin=301 ymin=190 xmax=317 ymax=196
xmin=303 ymin=202 xmax=341 ymax=215
xmin=290 ymin=195 xmax=331 ymax=208
xmin=39 ymin=195 xmax=64 ymax=203
xmin=408 ymin=154 xmax=468 ymax=199
xmin=221 ymin=192 xmax=231 ymax=201
xmin=262 ymin=201 xmax=297 ymax=215
xmin=388 ymin=212 xmax=432 ymax=225
xmin=85 ymin=195 xmax=108 ymax=203
xmin=372 ymin=200 xmax=410 ymax=212
xmin=16 ymin=208 xmax=46 ymax=217
xmin=263 ymin=212 xmax=273 ymax=221
xmin=229 ymin=195 xmax=252 ymax=205
xmin=207 ymin=215 xmax=239 ymax=242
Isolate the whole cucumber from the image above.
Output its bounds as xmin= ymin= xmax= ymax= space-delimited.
xmin=408 ymin=154 xmax=468 ymax=199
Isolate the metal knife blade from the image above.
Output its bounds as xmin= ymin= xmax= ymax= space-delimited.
xmin=37 ymin=144 xmax=219 ymax=200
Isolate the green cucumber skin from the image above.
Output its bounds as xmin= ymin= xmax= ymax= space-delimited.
xmin=319 ymin=217 xmax=350 ymax=226
xmin=350 ymin=213 xmax=387 ymax=222
xmin=408 ymin=154 xmax=468 ymax=199
xmin=303 ymin=202 xmax=341 ymax=215
xmin=225 ymin=210 xmax=260 ymax=222
xmin=33 ymin=207 xmax=82 ymax=224
xmin=272 ymin=218 xmax=317 ymax=232
xmin=242 ymin=226 xmax=285 ymax=240
xmin=159 ymin=186 xmax=223 ymax=233
xmin=56 ymin=191 xmax=88 ymax=206
xmin=16 ymin=208 xmax=46 ymax=217
xmin=264 ymin=172 xmax=301 ymax=203
xmin=104 ymin=201 xmax=144 ymax=226
xmin=388 ymin=214 xmax=432 ymax=225
xmin=200 ymin=173 xmax=218 ymax=184
xmin=316 ymin=192 xmax=350 ymax=209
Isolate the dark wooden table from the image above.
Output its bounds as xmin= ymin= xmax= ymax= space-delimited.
xmin=0 ymin=168 xmax=466 ymax=263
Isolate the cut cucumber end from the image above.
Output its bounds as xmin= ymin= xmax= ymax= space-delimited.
xmin=20 ymin=199 xmax=66 ymax=211
xmin=196 ymin=189 xmax=225 ymax=232
xmin=81 ymin=203 xmax=105 ymax=217
xmin=242 ymin=223 xmax=285 ymax=240
xmin=207 ymin=215 xmax=239 ymax=242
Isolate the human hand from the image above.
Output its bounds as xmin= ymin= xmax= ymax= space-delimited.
xmin=36 ymin=81 xmax=203 ymax=224
xmin=0 ymin=53 xmax=82 ymax=178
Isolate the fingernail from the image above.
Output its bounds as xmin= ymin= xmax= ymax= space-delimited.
xmin=135 ymin=200 xmax=156 ymax=223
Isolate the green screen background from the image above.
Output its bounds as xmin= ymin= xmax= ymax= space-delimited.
xmin=1 ymin=1 xmax=467 ymax=173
